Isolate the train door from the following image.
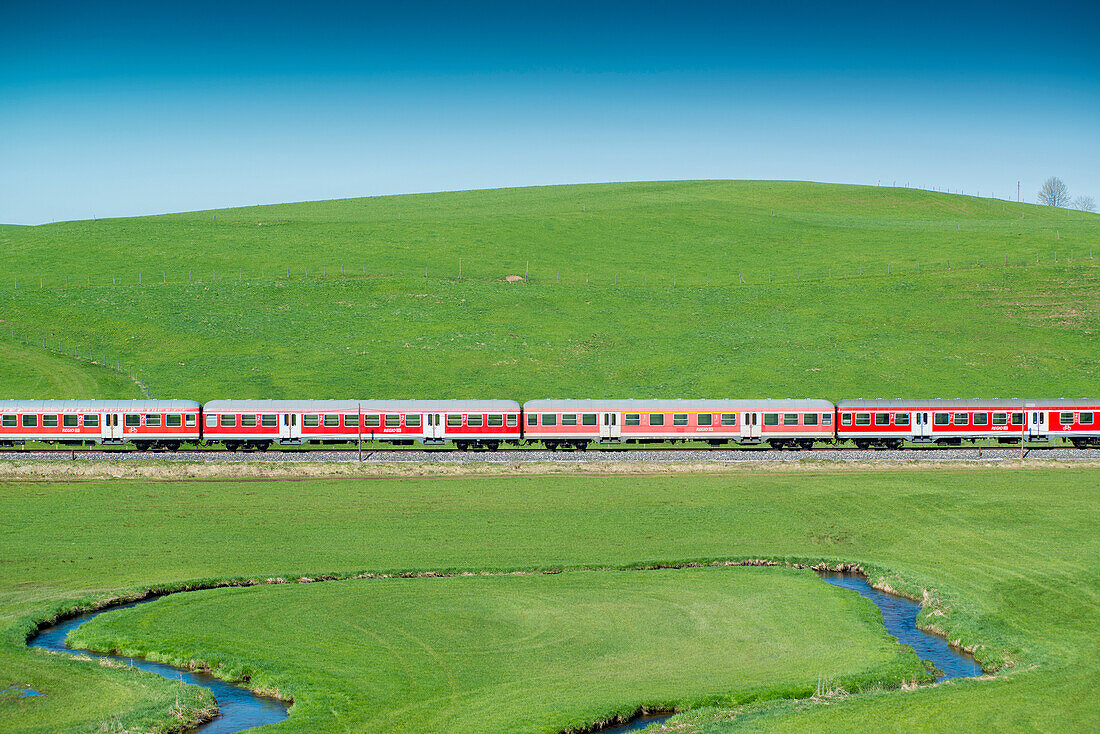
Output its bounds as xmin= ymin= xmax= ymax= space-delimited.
xmin=425 ymin=413 xmax=444 ymax=441
xmin=1028 ymin=410 xmax=1045 ymax=440
xmin=740 ymin=412 xmax=760 ymax=440
xmin=282 ymin=413 xmax=300 ymax=441
xmin=599 ymin=412 xmax=620 ymax=440
xmin=913 ymin=412 xmax=932 ymax=440
xmin=102 ymin=413 xmax=122 ymax=441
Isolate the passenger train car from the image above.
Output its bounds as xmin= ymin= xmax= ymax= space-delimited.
xmin=836 ymin=399 xmax=1100 ymax=449
xmin=0 ymin=400 xmax=201 ymax=450
xmin=0 ymin=396 xmax=1097 ymax=451
xmin=202 ymin=400 xmax=522 ymax=450
xmin=523 ymin=399 xmax=834 ymax=450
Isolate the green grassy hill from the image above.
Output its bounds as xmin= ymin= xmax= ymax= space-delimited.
xmin=1 ymin=180 xmax=1097 ymax=401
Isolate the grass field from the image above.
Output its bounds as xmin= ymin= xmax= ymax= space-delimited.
xmin=1 ymin=466 xmax=1097 ymax=732
xmin=0 ymin=343 xmax=142 ymax=400
xmin=1 ymin=181 xmax=1097 ymax=401
xmin=70 ymin=568 xmax=923 ymax=733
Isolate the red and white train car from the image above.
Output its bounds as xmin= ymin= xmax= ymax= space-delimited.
xmin=836 ymin=399 xmax=1100 ymax=448
xmin=202 ymin=399 xmax=522 ymax=450
xmin=0 ymin=400 xmax=201 ymax=449
xmin=521 ymin=399 xmax=836 ymax=449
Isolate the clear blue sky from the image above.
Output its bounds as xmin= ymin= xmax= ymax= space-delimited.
xmin=2 ymin=0 xmax=1097 ymax=224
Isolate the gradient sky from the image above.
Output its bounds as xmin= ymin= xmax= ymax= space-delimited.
xmin=2 ymin=0 xmax=1098 ymax=224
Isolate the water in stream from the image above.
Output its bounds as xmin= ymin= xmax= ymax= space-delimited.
xmin=28 ymin=602 xmax=289 ymax=733
xmin=27 ymin=571 xmax=981 ymax=734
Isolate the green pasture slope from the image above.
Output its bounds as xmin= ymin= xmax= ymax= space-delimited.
xmin=1 ymin=467 xmax=1097 ymax=732
xmin=1 ymin=181 xmax=1098 ymax=401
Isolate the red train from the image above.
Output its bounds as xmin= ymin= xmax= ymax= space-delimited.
xmin=1 ymin=397 xmax=1098 ymax=450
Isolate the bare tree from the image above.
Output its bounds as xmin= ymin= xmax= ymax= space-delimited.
xmin=1073 ymin=195 xmax=1096 ymax=213
xmin=1038 ymin=177 xmax=1071 ymax=207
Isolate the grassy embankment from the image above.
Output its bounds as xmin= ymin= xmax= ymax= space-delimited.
xmin=1 ymin=181 xmax=1097 ymax=401
xmin=1 ymin=466 xmax=1097 ymax=732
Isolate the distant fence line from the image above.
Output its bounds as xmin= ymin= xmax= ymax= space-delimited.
xmin=5 ymin=327 xmax=149 ymax=398
xmin=2 ymin=247 xmax=1096 ymax=293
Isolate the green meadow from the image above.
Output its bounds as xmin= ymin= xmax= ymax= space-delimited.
xmin=1 ymin=181 xmax=1097 ymax=401
xmin=1 ymin=467 xmax=1097 ymax=732
xmin=71 ymin=568 xmax=922 ymax=733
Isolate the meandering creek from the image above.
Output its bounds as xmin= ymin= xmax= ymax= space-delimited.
xmin=27 ymin=571 xmax=982 ymax=734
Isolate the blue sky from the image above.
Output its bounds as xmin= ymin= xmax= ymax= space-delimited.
xmin=2 ymin=1 xmax=1097 ymax=224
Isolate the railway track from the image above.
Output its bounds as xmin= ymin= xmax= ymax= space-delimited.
xmin=2 ymin=445 xmax=1098 ymax=463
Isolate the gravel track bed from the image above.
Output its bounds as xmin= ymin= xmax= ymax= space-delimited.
xmin=4 ymin=448 xmax=1098 ymax=463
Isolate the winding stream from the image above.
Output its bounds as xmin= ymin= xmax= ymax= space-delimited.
xmin=26 ymin=571 xmax=982 ymax=734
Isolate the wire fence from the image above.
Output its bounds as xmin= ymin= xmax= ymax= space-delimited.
xmin=2 ymin=247 xmax=1097 ymax=293
xmin=4 ymin=328 xmax=149 ymax=398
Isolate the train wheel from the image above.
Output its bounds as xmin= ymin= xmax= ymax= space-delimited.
xmin=854 ymin=440 xmax=870 ymax=450
xmin=455 ymin=441 xmax=469 ymax=451
xmin=486 ymin=441 xmax=500 ymax=451
xmin=134 ymin=441 xmax=149 ymax=452
xmin=225 ymin=442 xmax=239 ymax=452
xmin=574 ymin=441 xmax=588 ymax=451
xmin=166 ymin=442 xmax=180 ymax=452
xmin=799 ymin=440 xmax=815 ymax=451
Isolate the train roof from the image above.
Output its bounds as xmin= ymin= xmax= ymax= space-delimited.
xmin=0 ymin=399 xmax=200 ymax=411
xmin=203 ymin=399 xmax=521 ymax=411
xmin=837 ymin=399 xmax=1100 ymax=408
xmin=523 ymin=399 xmax=835 ymax=412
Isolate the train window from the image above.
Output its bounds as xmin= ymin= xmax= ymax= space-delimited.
xmin=468 ymin=414 xmax=483 ymax=427
xmin=324 ymin=414 xmax=341 ymax=427
xmin=166 ymin=415 xmax=182 ymax=427
xmin=854 ymin=413 xmax=870 ymax=425
xmin=124 ymin=414 xmax=140 ymax=427
xmin=721 ymin=413 xmax=737 ymax=426
xmin=764 ymin=413 xmax=779 ymax=426
xmin=822 ymin=413 xmax=832 ymax=426
xmin=363 ymin=415 xmax=381 ymax=427
xmin=344 ymin=414 xmax=359 ymax=427
xmin=21 ymin=414 xmax=39 ymax=427
xmin=673 ymin=414 xmax=688 ymax=426
xmin=383 ymin=414 xmax=400 ymax=427
xmin=541 ymin=414 xmax=557 ymax=426
xmin=406 ymin=414 xmax=422 ymax=427
xmin=1011 ymin=412 xmax=1023 ymax=425
xmin=241 ymin=414 xmax=258 ymax=427
xmin=582 ymin=414 xmax=598 ymax=426
xmin=505 ymin=415 xmax=517 ymax=427
xmin=185 ymin=414 xmax=196 ymax=427
xmin=804 ymin=413 xmax=819 ymax=426
xmin=527 ymin=414 xmax=538 ymax=426
xmin=1060 ymin=412 xmax=1075 ymax=425
xmin=625 ymin=413 xmax=641 ymax=426
xmin=649 ymin=414 xmax=665 ymax=426
xmin=698 ymin=413 xmax=713 ymax=426
xmin=261 ymin=415 xmax=277 ymax=427
xmin=973 ymin=412 xmax=987 ymax=425
xmin=895 ymin=413 xmax=909 ymax=426
xmin=992 ymin=413 xmax=1007 ymax=425
xmin=447 ymin=414 xmax=463 ymax=427
xmin=43 ymin=414 xmax=59 ymax=427
xmin=303 ymin=414 xmax=319 ymax=427
xmin=840 ymin=413 xmax=852 ymax=426
xmin=933 ymin=413 xmax=948 ymax=425
xmin=954 ymin=413 xmax=969 ymax=425
xmin=562 ymin=414 xmax=578 ymax=426
xmin=782 ymin=413 xmax=797 ymax=426
xmin=488 ymin=414 xmax=504 ymax=427
xmin=84 ymin=414 xmax=100 ymax=427
xmin=145 ymin=414 xmax=162 ymax=427
xmin=63 ymin=414 xmax=79 ymax=427
xmin=874 ymin=413 xmax=889 ymax=426
xmin=1080 ymin=413 xmax=1094 ymax=425
xmin=1 ymin=415 xmax=16 ymax=427
xmin=206 ymin=414 xmax=217 ymax=428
